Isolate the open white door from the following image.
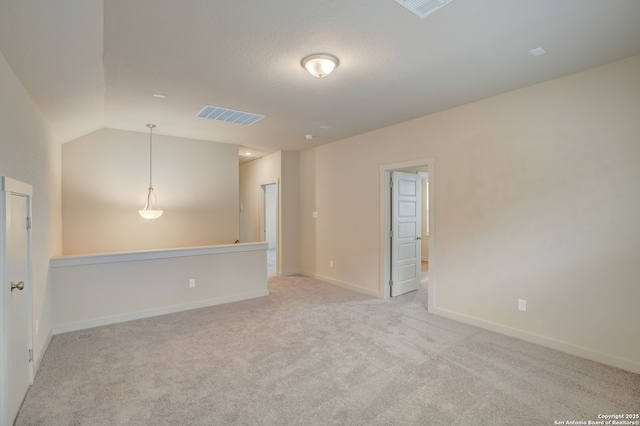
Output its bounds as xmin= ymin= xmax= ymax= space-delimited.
xmin=390 ymin=171 xmax=422 ymax=297
xmin=1 ymin=177 xmax=33 ymax=425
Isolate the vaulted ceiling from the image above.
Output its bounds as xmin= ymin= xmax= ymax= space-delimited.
xmin=1 ymin=0 xmax=640 ymax=158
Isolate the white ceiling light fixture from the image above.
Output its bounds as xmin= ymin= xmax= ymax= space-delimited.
xmin=138 ymin=124 xmax=163 ymax=220
xmin=301 ymin=54 xmax=340 ymax=78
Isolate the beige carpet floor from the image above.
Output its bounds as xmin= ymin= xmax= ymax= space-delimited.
xmin=15 ymin=275 xmax=640 ymax=425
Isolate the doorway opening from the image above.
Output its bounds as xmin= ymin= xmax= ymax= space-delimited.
xmin=379 ymin=158 xmax=435 ymax=310
xmin=261 ymin=183 xmax=277 ymax=277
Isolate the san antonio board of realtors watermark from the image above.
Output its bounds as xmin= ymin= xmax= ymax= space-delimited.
xmin=554 ymin=414 xmax=639 ymax=425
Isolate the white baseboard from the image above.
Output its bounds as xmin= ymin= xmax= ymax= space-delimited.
xmin=281 ymin=269 xmax=301 ymax=276
xmin=52 ymin=290 xmax=269 ymax=335
xmin=431 ymin=306 xmax=640 ymax=375
xmin=34 ymin=328 xmax=53 ymax=375
xmin=312 ymin=274 xmax=381 ymax=298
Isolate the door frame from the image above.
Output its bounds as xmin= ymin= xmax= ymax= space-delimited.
xmin=1 ymin=176 xmax=34 ymax=425
xmin=260 ymin=183 xmax=277 ymax=250
xmin=258 ymin=180 xmax=280 ymax=275
xmin=379 ymin=158 xmax=436 ymax=308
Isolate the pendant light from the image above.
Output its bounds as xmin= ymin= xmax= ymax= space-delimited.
xmin=138 ymin=124 xmax=163 ymax=220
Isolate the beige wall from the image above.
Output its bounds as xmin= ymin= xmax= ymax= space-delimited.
xmin=51 ymin=244 xmax=268 ymax=333
xmin=240 ymin=151 xmax=299 ymax=275
xmin=280 ymin=151 xmax=300 ymax=275
xmin=0 ymin=51 xmax=61 ymax=369
xmin=62 ymin=128 xmax=239 ymax=254
xmin=239 ymin=152 xmax=280 ymax=244
xmin=299 ymin=55 xmax=640 ymax=372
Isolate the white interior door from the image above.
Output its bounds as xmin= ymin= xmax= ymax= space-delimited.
xmin=2 ymin=179 xmax=33 ymax=425
xmin=391 ymin=171 xmax=422 ymax=297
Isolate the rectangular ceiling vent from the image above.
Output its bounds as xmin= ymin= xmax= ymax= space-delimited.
xmin=196 ymin=105 xmax=265 ymax=126
xmin=394 ymin=0 xmax=453 ymax=19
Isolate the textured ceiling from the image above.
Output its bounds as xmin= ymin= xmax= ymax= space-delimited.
xmin=1 ymin=0 xmax=640 ymax=156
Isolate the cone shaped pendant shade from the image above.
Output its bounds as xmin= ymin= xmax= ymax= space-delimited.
xmin=139 ymin=124 xmax=163 ymax=220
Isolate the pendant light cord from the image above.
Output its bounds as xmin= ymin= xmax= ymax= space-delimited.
xmin=147 ymin=123 xmax=156 ymax=189
xmin=149 ymin=125 xmax=153 ymax=188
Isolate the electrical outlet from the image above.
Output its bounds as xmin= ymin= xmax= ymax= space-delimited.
xmin=312 ymin=211 xmax=318 ymax=218
xmin=189 ymin=279 xmax=196 ymax=288
xmin=518 ymin=299 xmax=527 ymax=312
xmin=330 ymin=260 xmax=334 ymax=268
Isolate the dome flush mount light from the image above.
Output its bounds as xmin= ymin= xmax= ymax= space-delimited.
xmin=301 ymin=53 xmax=340 ymax=78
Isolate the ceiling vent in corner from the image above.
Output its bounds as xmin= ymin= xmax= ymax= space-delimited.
xmin=394 ymin=0 xmax=453 ymax=19
xmin=196 ymin=105 xmax=265 ymax=126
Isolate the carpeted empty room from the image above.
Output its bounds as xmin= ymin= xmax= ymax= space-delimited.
xmin=15 ymin=276 xmax=640 ymax=425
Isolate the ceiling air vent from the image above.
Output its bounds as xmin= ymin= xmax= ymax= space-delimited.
xmin=394 ymin=0 xmax=453 ymax=19
xmin=196 ymin=105 xmax=264 ymax=126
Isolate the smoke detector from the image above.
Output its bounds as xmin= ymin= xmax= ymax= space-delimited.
xmin=530 ymin=47 xmax=546 ymax=57
xmin=394 ymin=0 xmax=453 ymax=19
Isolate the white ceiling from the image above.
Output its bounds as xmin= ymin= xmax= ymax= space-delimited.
xmin=1 ymin=0 xmax=640 ymax=157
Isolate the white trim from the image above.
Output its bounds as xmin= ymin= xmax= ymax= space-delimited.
xmin=52 ymin=289 xmax=269 ymax=335
xmin=431 ymin=307 xmax=640 ymax=375
xmin=1 ymin=176 xmax=33 ymax=196
xmin=258 ymin=179 xmax=281 ymax=275
xmin=275 ymin=178 xmax=282 ymax=276
xmin=50 ymin=242 xmax=268 ymax=268
xmin=378 ymin=158 xmax=436 ymax=172
xmin=280 ymin=269 xmax=301 ymax=276
xmin=33 ymin=328 xmax=52 ymax=375
xmin=312 ymin=274 xmax=381 ymax=298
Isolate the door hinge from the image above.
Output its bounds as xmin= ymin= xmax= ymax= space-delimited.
xmin=389 ymin=279 xmax=393 ymax=288
xmin=28 ymin=349 xmax=33 ymax=363
xmin=389 ymin=230 xmax=393 ymax=238
xmin=26 ymin=217 xmax=31 ymax=230
xmin=389 ymin=179 xmax=393 ymax=189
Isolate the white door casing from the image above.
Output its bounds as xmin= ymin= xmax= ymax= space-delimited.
xmin=263 ymin=183 xmax=277 ymax=249
xmin=1 ymin=177 xmax=33 ymax=425
xmin=258 ymin=181 xmax=280 ymax=274
xmin=390 ymin=171 xmax=421 ymax=297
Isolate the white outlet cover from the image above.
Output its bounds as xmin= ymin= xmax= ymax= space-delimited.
xmin=518 ymin=299 xmax=527 ymax=311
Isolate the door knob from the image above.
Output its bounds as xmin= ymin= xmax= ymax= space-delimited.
xmin=416 ymin=236 xmax=422 ymax=240
xmin=11 ymin=281 xmax=25 ymax=291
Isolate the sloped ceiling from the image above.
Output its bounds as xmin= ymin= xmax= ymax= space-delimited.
xmin=1 ymin=0 xmax=640 ymax=154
